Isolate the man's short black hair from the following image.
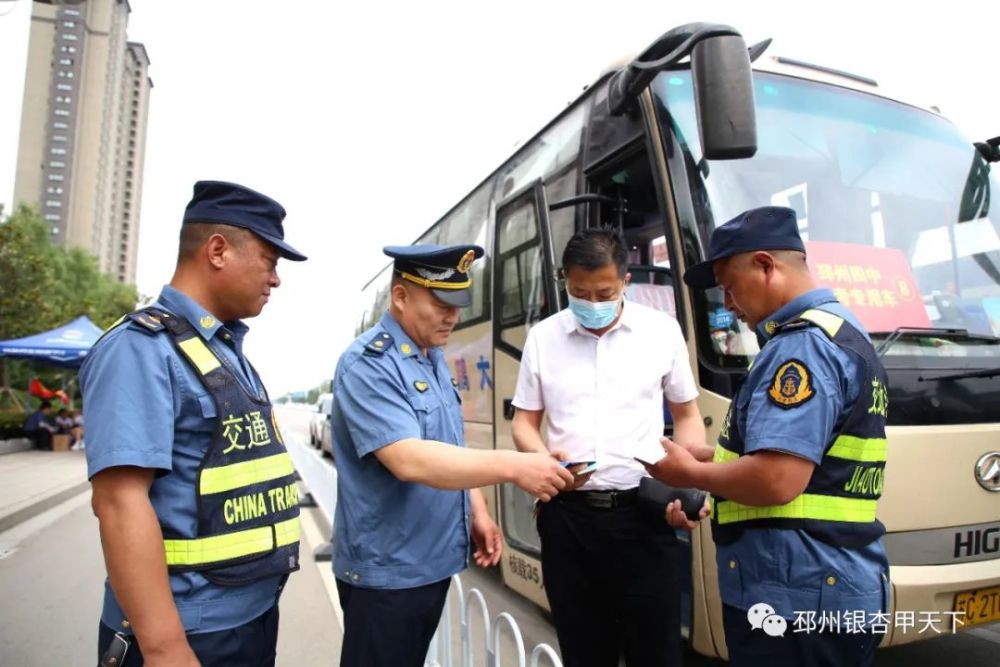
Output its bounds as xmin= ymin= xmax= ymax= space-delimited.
xmin=177 ymin=222 xmax=252 ymax=262
xmin=40 ymin=401 xmax=52 ymax=410
xmin=561 ymin=227 xmax=628 ymax=278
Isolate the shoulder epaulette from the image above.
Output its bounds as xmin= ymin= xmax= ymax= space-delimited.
xmin=775 ymin=319 xmax=813 ymax=334
xmin=364 ymin=331 xmax=394 ymax=356
xmin=794 ymin=308 xmax=845 ymax=339
xmin=125 ymin=308 xmax=168 ymax=334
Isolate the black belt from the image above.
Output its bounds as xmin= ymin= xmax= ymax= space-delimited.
xmin=560 ymin=488 xmax=639 ymax=509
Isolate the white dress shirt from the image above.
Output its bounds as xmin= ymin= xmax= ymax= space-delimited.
xmin=513 ymin=300 xmax=698 ymax=490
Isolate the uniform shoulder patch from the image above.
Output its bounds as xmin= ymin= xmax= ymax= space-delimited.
xmin=364 ymin=331 xmax=393 ymax=356
xmin=125 ymin=308 xmax=166 ymax=334
xmin=775 ymin=319 xmax=812 ymax=333
xmin=767 ymin=358 xmax=815 ymax=408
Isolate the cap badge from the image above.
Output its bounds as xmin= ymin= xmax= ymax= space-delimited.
xmin=457 ymin=249 xmax=476 ymax=273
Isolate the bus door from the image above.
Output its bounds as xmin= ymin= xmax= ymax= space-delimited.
xmin=582 ymin=142 xmax=707 ymax=637
xmin=491 ymin=180 xmax=559 ymax=602
xmin=583 ymin=138 xmax=686 ymax=338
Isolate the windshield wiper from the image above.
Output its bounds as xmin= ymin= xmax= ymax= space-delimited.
xmin=872 ymin=327 xmax=1000 ymax=358
xmin=919 ymin=367 xmax=1000 ymax=382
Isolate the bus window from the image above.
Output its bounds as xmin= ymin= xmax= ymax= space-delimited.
xmin=495 ymin=105 xmax=586 ymax=205
xmin=586 ymin=145 xmax=684 ymax=328
xmin=659 ymin=69 xmax=1000 ymax=378
xmin=495 ymin=192 xmax=550 ymax=351
xmin=545 ymin=167 xmax=580 ymax=274
xmin=627 ymin=264 xmax=676 ymax=318
xmin=493 ymin=183 xmax=557 ymax=555
xmin=440 ymin=185 xmax=491 ymax=326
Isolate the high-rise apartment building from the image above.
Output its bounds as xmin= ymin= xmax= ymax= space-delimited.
xmin=13 ymin=0 xmax=151 ymax=284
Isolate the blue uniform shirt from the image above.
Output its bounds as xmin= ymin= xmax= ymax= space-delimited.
xmin=331 ymin=310 xmax=470 ymax=589
xmin=715 ymin=288 xmax=889 ymax=619
xmin=80 ymin=285 xmax=282 ymax=634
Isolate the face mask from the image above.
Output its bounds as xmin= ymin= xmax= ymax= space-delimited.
xmin=567 ymin=294 xmax=620 ymax=330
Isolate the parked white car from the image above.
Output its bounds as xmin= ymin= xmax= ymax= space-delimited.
xmin=309 ymin=393 xmax=332 ymax=452
xmin=317 ymin=394 xmax=334 ymax=458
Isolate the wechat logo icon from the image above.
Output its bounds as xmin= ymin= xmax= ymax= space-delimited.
xmin=747 ymin=602 xmax=787 ymax=637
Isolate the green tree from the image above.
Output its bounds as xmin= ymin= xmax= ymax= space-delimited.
xmin=0 ymin=205 xmax=141 ymax=410
xmin=50 ymin=246 xmax=140 ymax=329
xmin=0 ymin=205 xmax=57 ymax=409
xmin=0 ymin=205 xmax=59 ymax=341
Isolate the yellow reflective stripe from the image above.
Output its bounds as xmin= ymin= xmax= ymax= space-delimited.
xmin=799 ymin=309 xmax=844 ymax=338
xmin=177 ymin=337 xmax=221 ymax=375
xmin=199 ymin=453 xmax=296 ymax=495
xmin=710 ymin=445 xmax=740 ymax=519
xmin=713 ymin=444 xmax=740 ymax=464
xmin=398 ymin=271 xmax=471 ymax=290
xmin=164 ymin=517 xmax=300 ymax=566
xmin=827 ymin=435 xmax=887 ymax=463
xmin=275 ymin=517 xmax=300 ymax=547
xmin=715 ymin=493 xmax=878 ymax=524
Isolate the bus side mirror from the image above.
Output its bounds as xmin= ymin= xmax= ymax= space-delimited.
xmin=691 ymin=34 xmax=757 ymax=160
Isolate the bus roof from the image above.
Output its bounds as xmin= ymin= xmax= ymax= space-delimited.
xmin=377 ymin=42 xmax=943 ymax=290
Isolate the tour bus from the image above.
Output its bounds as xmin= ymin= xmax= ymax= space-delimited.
xmin=355 ymin=23 xmax=1000 ymax=657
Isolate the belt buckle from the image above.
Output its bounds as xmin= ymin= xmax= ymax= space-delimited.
xmin=589 ymin=492 xmax=613 ymax=509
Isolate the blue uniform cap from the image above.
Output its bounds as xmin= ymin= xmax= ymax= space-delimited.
xmin=183 ymin=180 xmax=307 ymax=262
xmin=383 ymin=243 xmax=485 ymax=307
xmin=684 ymin=206 xmax=804 ymax=288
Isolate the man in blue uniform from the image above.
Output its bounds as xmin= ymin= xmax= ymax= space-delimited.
xmin=648 ymin=206 xmax=889 ymax=667
xmin=82 ymin=181 xmax=306 ymax=666
xmin=23 ymin=400 xmax=56 ymax=450
xmin=332 ymin=243 xmax=575 ymax=667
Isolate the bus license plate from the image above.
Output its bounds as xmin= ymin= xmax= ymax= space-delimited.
xmin=954 ymin=586 xmax=1000 ymax=628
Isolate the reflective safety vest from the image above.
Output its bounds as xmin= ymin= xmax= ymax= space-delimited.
xmin=127 ymin=307 xmax=300 ymax=585
xmin=710 ymin=308 xmax=888 ymax=549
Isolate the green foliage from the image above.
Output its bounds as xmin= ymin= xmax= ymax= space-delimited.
xmin=0 ymin=410 xmax=27 ymax=439
xmin=50 ymin=246 xmax=141 ymax=329
xmin=0 ymin=204 xmax=143 ymax=396
xmin=0 ymin=204 xmax=58 ymax=341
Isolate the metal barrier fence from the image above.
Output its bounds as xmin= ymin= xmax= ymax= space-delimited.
xmin=425 ymin=575 xmax=563 ymax=667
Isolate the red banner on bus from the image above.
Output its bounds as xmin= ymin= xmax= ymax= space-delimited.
xmin=805 ymin=241 xmax=930 ymax=332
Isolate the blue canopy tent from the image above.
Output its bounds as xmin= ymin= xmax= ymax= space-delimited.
xmin=0 ymin=316 xmax=103 ymax=368
xmin=0 ymin=316 xmax=104 ymax=411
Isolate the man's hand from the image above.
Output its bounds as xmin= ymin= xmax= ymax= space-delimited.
xmin=674 ymin=441 xmax=716 ymax=463
xmin=549 ymin=450 xmax=594 ymax=491
xmin=664 ymin=497 xmax=710 ymax=532
xmin=510 ymin=452 xmax=574 ymax=501
xmin=471 ymin=509 xmax=503 ymax=568
xmin=642 ymin=436 xmax=699 ymax=488
xmin=92 ymin=467 xmax=200 ymax=665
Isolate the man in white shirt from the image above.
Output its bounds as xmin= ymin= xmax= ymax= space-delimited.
xmin=512 ymin=227 xmax=705 ymax=667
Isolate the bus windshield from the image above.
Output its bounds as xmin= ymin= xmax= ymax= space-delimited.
xmin=655 ymin=70 xmax=1000 ymax=366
